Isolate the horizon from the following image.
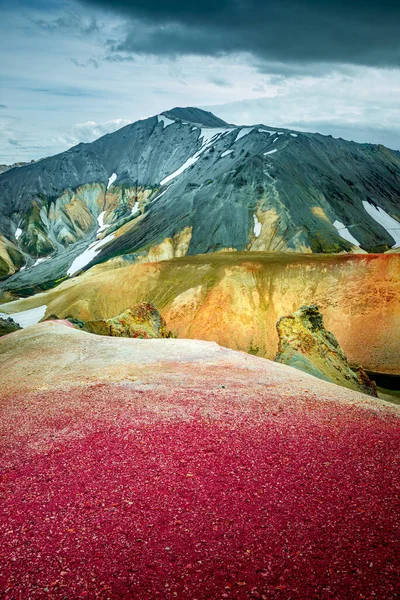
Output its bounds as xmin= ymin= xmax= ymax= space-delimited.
xmin=1 ymin=104 xmax=399 ymax=168
xmin=1 ymin=0 xmax=400 ymax=163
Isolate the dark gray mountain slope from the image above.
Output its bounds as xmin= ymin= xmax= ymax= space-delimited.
xmin=0 ymin=107 xmax=399 ymax=293
xmin=163 ymin=106 xmax=230 ymax=127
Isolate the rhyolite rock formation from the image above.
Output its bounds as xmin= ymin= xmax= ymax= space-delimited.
xmin=0 ymin=315 xmax=21 ymax=337
xmin=83 ymin=302 xmax=169 ymax=339
xmin=0 ymin=234 xmax=25 ymax=280
xmin=275 ymin=304 xmax=377 ymax=396
xmin=0 ymin=107 xmax=399 ymax=292
xmin=2 ymin=252 xmax=399 ymax=374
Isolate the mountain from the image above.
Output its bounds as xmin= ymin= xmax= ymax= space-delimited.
xmin=0 ymin=106 xmax=399 ymax=294
xmin=0 ymin=160 xmax=35 ymax=175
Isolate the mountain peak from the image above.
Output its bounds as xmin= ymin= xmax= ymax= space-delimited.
xmin=161 ymin=106 xmax=230 ymax=128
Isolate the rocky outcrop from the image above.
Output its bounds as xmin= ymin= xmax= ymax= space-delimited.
xmin=275 ymin=304 xmax=377 ymax=396
xmin=83 ymin=302 xmax=169 ymax=339
xmin=0 ymin=234 xmax=25 ymax=279
xmin=2 ymin=252 xmax=399 ymax=374
xmin=0 ymin=316 xmax=21 ymax=336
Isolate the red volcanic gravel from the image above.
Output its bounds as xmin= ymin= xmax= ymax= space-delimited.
xmin=0 ymin=386 xmax=399 ymax=600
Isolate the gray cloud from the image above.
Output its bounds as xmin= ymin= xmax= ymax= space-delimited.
xmin=0 ymin=105 xmax=7 ymax=109
xmin=2 ymin=0 xmax=399 ymax=162
xmin=286 ymin=120 xmax=400 ymax=151
xmin=71 ymin=57 xmax=99 ymax=68
xmin=209 ymin=77 xmax=231 ymax=88
xmin=104 ymin=53 xmax=135 ymax=63
xmin=206 ymin=74 xmax=400 ymax=150
xmin=54 ymin=118 xmax=132 ymax=147
xmin=253 ymin=61 xmax=356 ymax=79
xmin=80 ymin=0 xmax=400 ymax=68
xmin=32 ymin=12 xmax=99 ymax=36
xmin=23 ymin=85 xmax=99 ymax=98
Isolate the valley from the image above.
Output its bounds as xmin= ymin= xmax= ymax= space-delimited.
xmin=0 ymin=106 xmax=399 ymax=599
xmin=1 ymin=251 xmax=398 ymax=375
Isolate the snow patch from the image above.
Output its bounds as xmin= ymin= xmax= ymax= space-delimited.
xmin=290 ymin=133 xmax=298 ymax=137
xmin=33 ymin=257 xmax=50 ymax=267
xmin=277 ymin=132 xmax=284 ymax=135
xmin=221 ymin=149 xmax=234 ymax=158
xmin=157 ymin=115 xmax=175 ymax=128
xmin=107 ymin=173 xmax=117 ymax=189
xmin=264 ymin=149 xmax=278 ymax=156
xmin=0 ymin=305 xmax=47 ymax=328
xmin=333 ymin=220 xmax=361 ymax=247
xmin=199 ymin=128 xmax=231 ymax=144
xmin=362 ymin=201 xmax=400 ymax=247
xmin=15 ymin=228 xmax=22 ymax=240
xmin=160 ymin=128 xmax=229 ymax=185
xmin=253 ymin=214 xmax=262 ymax=237
xmin=97 ymin=211 xmax=107 ymax=232
xmin=131 ymin=201 xmax=140 ymax=215
xmin=161 ymin=156 xmax=198 ymax=186
xmin=234 ymin=127 xmax=254 ymax=142
xmin=67 ymin=232 xmax=115 ymax=277
xmin=151 ymin=188 xmax=170 ymax=203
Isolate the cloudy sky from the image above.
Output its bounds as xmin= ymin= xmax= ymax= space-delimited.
xmin=1 ymin=0 xmax=400 ymax=163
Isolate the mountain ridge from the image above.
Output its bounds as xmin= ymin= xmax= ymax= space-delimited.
xmin=0 ymin=106 xmax=399 ymax=293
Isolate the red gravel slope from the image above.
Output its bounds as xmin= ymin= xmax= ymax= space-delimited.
xmin=0 ymin=322 xmax=399 ymax=599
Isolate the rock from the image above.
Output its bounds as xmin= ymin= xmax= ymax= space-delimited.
xmin=44 ymin=313 xmax=60 ymax=321
xmin=275 ymin=304 xmax=377 ymax=396
xmin=0 ymin=316 xmax=21 ymax=336
xmin=83 ymin=302 xmax=169 ymax=339
xmin=44 ymin=313 xmax=88 ymax=328
xmin=65 ymin=316 xmax=86 ymax=329
xmin=4 ymin=252 xmax=399 ymax=373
